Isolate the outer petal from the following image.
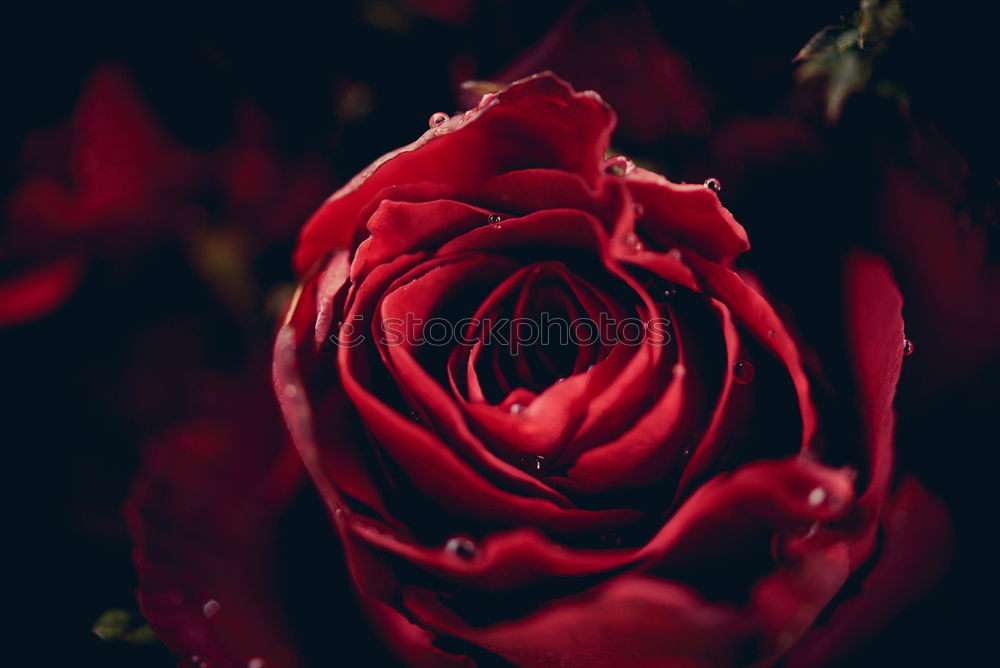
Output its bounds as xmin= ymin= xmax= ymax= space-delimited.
xmin=784 ymin=479 xmax=951 ymax=668
xmin=295 ymin=73 xmax=615 ymax=272
xmin=626 ymin=168 xmax=749 ymax=264
xmin=401 ymin=540 xmax=851 ymax=668
xmin=836 ymin=252 xmax=904 ymax=568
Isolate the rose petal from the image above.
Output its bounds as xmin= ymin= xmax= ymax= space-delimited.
xmin=295 ymin=73 xmax=615 ymax=272
xmin=836 ymin=251 xmax=904 ymax=567
xmin=784 ymin=479 xmax=951 ymax=668
xmin=627 ymin=168 xmax=749 ymax=264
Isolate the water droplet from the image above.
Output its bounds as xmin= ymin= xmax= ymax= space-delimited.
xmin=509 ymin=402 xmax=526 ymax=416
xmin=767 ymin=329 xmax=777 ymax=339
xmin=633 ymin=203 xmax=645 ymax=217
xmin=733 ymin=359 xmax=755 ymax=384
xmin=605 ymin=154 xmax=635 ymax=175
xmin=202 ymin=600 xmax=221 ymax=618
xmin=488 ymin=214 xmax=502 ymax=229
xmin=516 ymin=454 xmax=546 ymax=475
xmin=623 ymin=232 xmax=643 ymax=254
xmin=666 ymin=248 xmax=682 ymax=260
xmin=703 ymin=177 xmax=722 ymax=193
xmin=807 ymin=487 xmax=827 ymax=507
xmin=681 ymin=446 xmax=692 ymax=457
xmin=248 ymin=659 xmax=267 ymax=668
xmin=408 ymin=409 xmax=422 ymax=422
xmin=663 ymin=287 xmax=677 ymax=299
xmin=444 ymin=536 xmax=477 ymax=559
xmin=902 ymin=338 xmax=914 ymax=356
xmin=428 ymin=112 xmax=449 ymax=127
xmin=555 ymin=376 xmax=567 ymax=383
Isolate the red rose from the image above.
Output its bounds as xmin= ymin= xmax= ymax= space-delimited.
xmin=128 ymin=73 xmax=949 ymax=668
xmin=268 ymin=74 xmax=950 ymax=667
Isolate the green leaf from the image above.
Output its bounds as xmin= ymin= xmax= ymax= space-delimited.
xmin=92 ymin=608 xmax=159 ymax=645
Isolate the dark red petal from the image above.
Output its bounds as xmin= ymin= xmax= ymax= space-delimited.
xmin=126 ymin=378 xmax=303 ymax=668
xmin=784 ymin=479 xmax=952 ymax=668
xmin=877 ymin=126 xmax=1000 ymax=388
xmin=681 ymin=252 xmax=817 ymax=452
xmin=674 ymin=300 xmax=742 ymax=497
xmin=476 ymin=168 xmax=620 ymax=222
xmin=404 ymin=575 xmax=751 ymax=668
xmin=351 ymin=199 xmax=492 ymax=283
xmin=0 ymin=252 xmax=85 ymax=326
xmin=626 ymin=168 xmax=749 ymax=264
xmin=640 ymin=458 xmax=856 ymax=567
xmin=837 ymin=252 xmax=904 ymax=567
xmin=344 ymin=457 xmax=856 ymax=596
xmin=295 ymin=73 xmax=615 ymax=272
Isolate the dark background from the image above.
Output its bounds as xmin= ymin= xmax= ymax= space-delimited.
xmin=3 ymin=1 xmax=996 ymax=666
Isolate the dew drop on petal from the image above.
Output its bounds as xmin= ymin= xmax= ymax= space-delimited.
xmin=666 ymin=248 xmax=682 ymax=260
xmin=633 ymin=203 xmax=645 ymax=217
xmin=428 ymin=112 xmax=449 ymax=127
xmin=704 ymin=177 xmax=722 ymax=193
xmin=807 ymin=486 xmax=828 ymax=507
xmin=605 ymin=154 xmax=635 ymax=175
xmin=623 ymin=233 xmax=643 ymax=254
xmin=202 ymin=600 xmax=221 ymax=619
xmin=509 ymin=402 xmax=526 ymax=416
xmin=488 ymin=214 xmax=502 ymax=229
xmin=516 ymin=454 xmax=546 ymax=475
xmin=733 ymin=359 xmax=755 ymax=384
xmin=444 ymin=536 xmax=477 ymax=559
xmin=902 ymin=338 xmax=914 ymax=356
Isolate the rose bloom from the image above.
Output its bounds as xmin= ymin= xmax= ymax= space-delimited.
xmin=130 ymin=74 xmax=949 ymax=667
